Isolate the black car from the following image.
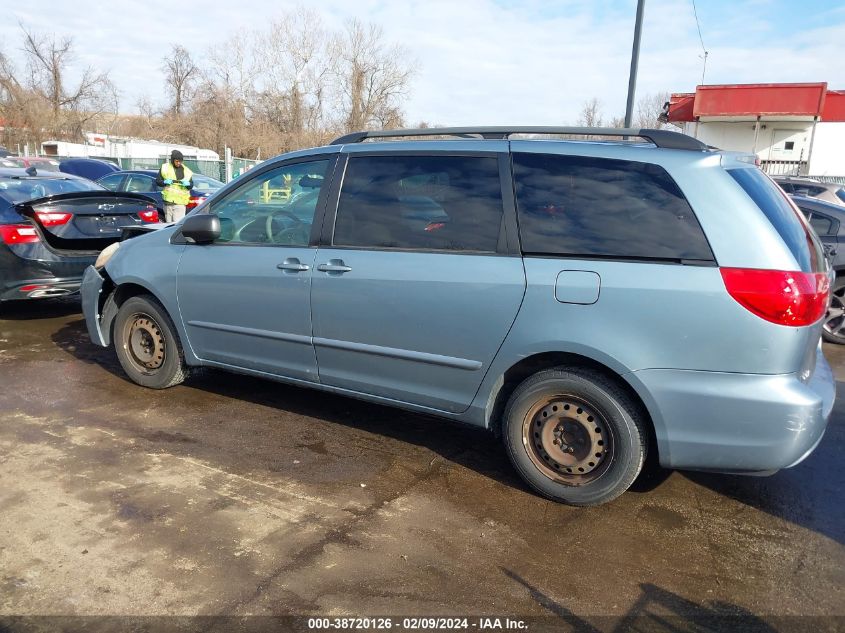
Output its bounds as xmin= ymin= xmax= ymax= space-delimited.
xmin=0 ymin=168 xmax=161 ymax=301
xmin=791 ymin=194 xmax=845 ymax=344
xmin=97 ymin=169 xmax=224 ymax=211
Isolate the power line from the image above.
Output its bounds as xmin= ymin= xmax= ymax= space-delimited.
xmin=690 ymin=0 xmax=709 ymax=85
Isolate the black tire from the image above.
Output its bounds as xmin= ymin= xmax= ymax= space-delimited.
xmin=113 ymin=294 xmax=189 ymax=389
xmin=823 ymin=277 xmax=845 ymax=345
xmin=502 ymin=367 xmax=647 ymax=506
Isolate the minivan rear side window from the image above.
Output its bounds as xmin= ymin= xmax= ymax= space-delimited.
xmin=512 ymin=153 xmax=714 ymax=262
xmin=728 ymin=167 xmax=825 ymax=273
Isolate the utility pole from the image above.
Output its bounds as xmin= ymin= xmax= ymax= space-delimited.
xmin=624 ymin=0 xmax=646 ymax=128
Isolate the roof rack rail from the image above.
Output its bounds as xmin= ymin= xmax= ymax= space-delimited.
xmin=331 ymin=126 xmax=708 ymax=151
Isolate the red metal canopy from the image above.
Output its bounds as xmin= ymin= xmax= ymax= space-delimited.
xmin=668 ymin=83 xmax=845 ymax=122
xmin=823 ymin=91 xmax=845 ymax=120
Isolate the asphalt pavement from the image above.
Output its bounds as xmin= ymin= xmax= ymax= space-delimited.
xmin=0 ymin=298 xmax=843 ymax=629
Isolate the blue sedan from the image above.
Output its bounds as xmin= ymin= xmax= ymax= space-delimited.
xmin=97 ymin=170 xmax=224 ymax=212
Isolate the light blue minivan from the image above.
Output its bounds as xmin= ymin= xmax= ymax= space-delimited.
xmin=81 ymin=127 xmax=835 ymax=506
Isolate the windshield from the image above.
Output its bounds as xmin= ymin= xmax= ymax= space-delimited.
xmin=0 ymin=177 xmax=103 ymax=205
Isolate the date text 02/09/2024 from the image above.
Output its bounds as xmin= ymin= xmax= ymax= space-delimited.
xmin=307 ymin=617 xmax=528 ymax=630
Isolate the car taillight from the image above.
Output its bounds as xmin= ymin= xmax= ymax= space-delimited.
xmin=0 ymin=224 xmax=40 ymax=244
xmin=139 ymin=206 xmax=159 ymax=223
xmin=34 ymin=211 xmax=73 ymax=226
xmin=186 ymin=196 xmax=204 ymax=210
xmin=720 ymin=268 xmax=830 ymax=327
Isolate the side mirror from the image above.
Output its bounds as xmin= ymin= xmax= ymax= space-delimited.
xmin=181 ymin=213 xmax=220 ymax=244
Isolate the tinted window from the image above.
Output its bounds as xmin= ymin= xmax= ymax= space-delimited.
xmin=809 ymin=213 xmax=834 ymax=236
xmin=794 ymin=185 xmax=827 ymax=197
xmin=333 ymin=155 xmax=503 ymax=252
xmin=98 ymin=174 xmax=124 ymax=191
xmin=728 ymin=168 xmax=824 ymax=273
xmin=836 ymin=188 xmax=845 ymax=203
xmin=126 ymin=174 xmax=157 ymax=192
xmin=513 ymin=153 xmax=713 ymax=261
xmin=210 ymin=159 xmax=330 ymax=246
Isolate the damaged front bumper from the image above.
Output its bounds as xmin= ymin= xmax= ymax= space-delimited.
xmin=81 ymin=265 xmax=116 ymax=347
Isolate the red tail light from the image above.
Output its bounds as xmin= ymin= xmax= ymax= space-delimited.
xmin=721 ymin=268 xmax=830 ymax=326
xmin=186 ymin=196 xmax=204 ymax=210
xmin=0 ymin=224 xmax=40 ymax=244
xmin=34 ymin=211 xmax=72 ymax=227
xmin=139 ymin=206 xmax=159 ymax=223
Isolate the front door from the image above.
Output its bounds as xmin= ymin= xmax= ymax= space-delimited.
xmin=769 ymin=129 xmax=807 ymax=162
xmin=311 ymin=152 xmax=525 ymax=413
xmin=177 ymin=156 xmax=336 ymax=381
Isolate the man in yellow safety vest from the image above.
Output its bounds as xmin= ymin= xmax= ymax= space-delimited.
xmin=155 ymin=150 xmax=194 ymax=222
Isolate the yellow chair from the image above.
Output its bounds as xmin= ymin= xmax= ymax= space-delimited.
xmin=259 ymin=174 xmax=292 ymax=203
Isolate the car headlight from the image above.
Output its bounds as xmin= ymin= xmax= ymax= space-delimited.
xmin=95 ymin=241 xmax=120 ymax=269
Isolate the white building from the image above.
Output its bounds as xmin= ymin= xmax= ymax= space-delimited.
xmin=40 ymin=133 xmax=219 ymax=161
xmin=666 ymin=83 xmax=845 ymax=176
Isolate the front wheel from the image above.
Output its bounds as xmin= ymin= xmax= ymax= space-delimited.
xmin=503 ymin=368 xmax=647 ymax=506
xmin=114 ymin=295 xmax=189 ymax=389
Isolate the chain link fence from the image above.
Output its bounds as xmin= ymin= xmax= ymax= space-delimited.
xmin=116 ymin=156 xmax=262 ymax=183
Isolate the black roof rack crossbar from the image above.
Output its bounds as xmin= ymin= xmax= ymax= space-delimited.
xmin=331 ymin=126 xmax=707 ymax=151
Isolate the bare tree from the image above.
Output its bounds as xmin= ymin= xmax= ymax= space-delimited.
xmin=1 ymin=10 xmax=419 ymax=159
xmin=634 ymin=91 xmax=672 ymax=129
xmin=162 ymin=45 xmax=197 ymax=116
xmin=577 ymin=98 xmax=604 ymax=127
xmin=331 ymin=19 xmax=414 ymax=131
xmin=255 ymin=8 xmax=332 ymax=149
xmin=23 ymin=28 xmax=115 ymax=135
xmin=579 ymin=93 xmax=670 ymax=132
xmin=0 ymin=26 xmax=115 ymax=145
xmin=192 ymin=29 xmax=262 ymax=157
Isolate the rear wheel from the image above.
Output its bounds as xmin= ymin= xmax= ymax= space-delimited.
xmin=823 ymin=277 xmax=845 ymax=344
xmin=114 ymin=295 xmax=189 ymax=389
xmin=503 ymin=368 xmax=646 ymax=506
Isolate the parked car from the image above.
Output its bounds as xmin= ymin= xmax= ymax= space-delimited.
xmin=775 ymin=176 xmax=845 ymax=206
xmin=790 ymin=194 xmax=845 ymax=344
xmin=97 ymin=169 xmax=224 ymax=211
xmin=58 ymin=157 xmax=121 ymax=181
xmin=0 ymin=168 xmax=161 ymax=301
xmin=0 ymin=146 xmax=10 ymax=158
xmin=2 ymin=156 xmax=61 ymax=172
xmin=81 ymin=126 xmax=834 ymax=506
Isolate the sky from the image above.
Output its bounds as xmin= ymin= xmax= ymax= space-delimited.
xmin=2 ymin=0 xmax=845 ymax=126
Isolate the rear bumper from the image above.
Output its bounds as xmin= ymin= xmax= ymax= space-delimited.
xmin=0 ymin=242 xmax=95 ymax=301
xmin=0 ymin=277 xmax=82 ymax=301
xmin=633 ymin=349 xmax=835 ymax=473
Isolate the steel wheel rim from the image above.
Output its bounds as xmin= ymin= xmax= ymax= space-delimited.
xmin=824 ymin=286 xmax=845 ymax=338
xmin=123 ymin=313 xmax=165 ymax=373
xmin=521 ymin=396 xmax=612 ymax=486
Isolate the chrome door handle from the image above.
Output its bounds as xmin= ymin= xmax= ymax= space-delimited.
xmin=317 ymin=259 xmax=352 ymax=273
xmin=277 ymin=258 xmax=310 ymax=272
